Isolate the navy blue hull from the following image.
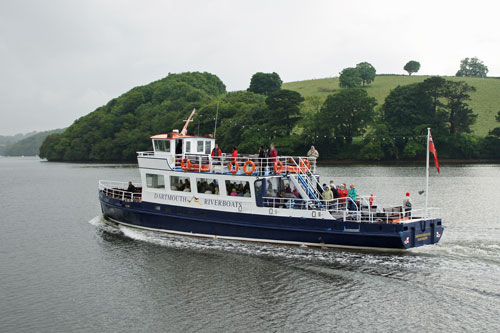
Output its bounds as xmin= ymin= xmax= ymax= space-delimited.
xmin=99 ymin=192 xmax=443 ymax=250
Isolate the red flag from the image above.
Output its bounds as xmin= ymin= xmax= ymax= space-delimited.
xmin=429 ymin=134 xmax=440 ymax=174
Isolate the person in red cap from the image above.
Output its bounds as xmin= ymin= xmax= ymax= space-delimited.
xmin=403 ymin=192 xmax=412 ymax=217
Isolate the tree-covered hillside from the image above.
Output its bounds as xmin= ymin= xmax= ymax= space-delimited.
xmin=283 ymin=75 xmax=500 ymax=137
xmin=40 ymin=71 xmax=500 ymax=162
xmin=3 ymin=129 xmax=64 ymax=156
xmin=40 ymin=72 xmax=227 ymax=161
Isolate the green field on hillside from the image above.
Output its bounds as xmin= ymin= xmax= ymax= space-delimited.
xmin=283 ymin=75 xmax=500 ymax=137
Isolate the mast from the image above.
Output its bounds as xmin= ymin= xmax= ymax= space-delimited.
xmin=425 ymin=127 xmax=430 ymax=217
xmin=213 ymin=102 xmax=219 ymax=138
xmin=180 ymin=108 xmax=196 ymax=136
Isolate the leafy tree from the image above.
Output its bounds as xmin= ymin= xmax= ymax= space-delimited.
xmin=404 ymin=60 xmax=420 ymax=76
xmin=382 ymin=83 xmax=444 ymax=156
xmin=360 ymin=123 xmax=397 ymax=160
xmin=442 ymin=81 xmax=477 ymax=134
xmin=248 ymin=72 xmax=282 ymax=96
xmin=356 ymin=62 xmax=376 ymax=86
xmin=420 ymin=76 xmax=446 ymax=115
xmin=338 ymin=67 xmax=362 ymax=88
xmin=265 ymin=89 xmax=304 ymax=136
xmin=320 ymin=89 xmax=377 ymax=144
xmin=456 ymin=57 xmax=488 ymax=77
xmin=489 ymin=110 xmax=500 ymax=138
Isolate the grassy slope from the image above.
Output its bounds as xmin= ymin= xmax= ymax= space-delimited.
xmin=283 ymin=75 xmax=500 ymax=137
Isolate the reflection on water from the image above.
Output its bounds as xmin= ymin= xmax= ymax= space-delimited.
xmin=1 ymin=158 xmax=499 ymax=332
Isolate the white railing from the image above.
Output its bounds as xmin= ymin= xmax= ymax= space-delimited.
xmin=138 ymin=151 xmax=155 ymax=157
xmin=261 ymin=194 xmax=439 ymax=223
xmin=162 ymin=153 xmax=318 ymax=176
xmin=99 ymin=180 xmax=142 ymax=202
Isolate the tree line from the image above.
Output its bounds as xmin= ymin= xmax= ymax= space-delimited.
xmin=40 ymin=66 xmax=500 ymax=162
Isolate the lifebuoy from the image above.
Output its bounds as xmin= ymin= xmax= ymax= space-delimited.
xmin=300 ymin=158 xmax=311 ymax=170
xmin=229 ymin=160 xmax=239 ymax=174
xmin=243 ymin=160 xmax=255 ymax=175
xmin=181 ymin=158 xmax=191 ymax=170
xmin=274 ymin=161 xmax=283 ymax=174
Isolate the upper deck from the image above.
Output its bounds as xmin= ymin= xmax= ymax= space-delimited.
xmin=137 ymin=150 xmax=317 ymax=177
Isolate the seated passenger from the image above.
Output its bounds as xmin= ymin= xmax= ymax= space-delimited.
xmin=243 ymin=190 xmax=251 ymax=197
xmin=230 ymin=188 xmax=238 ymax=196
xmin=183 ymin=185 xmax=191 ymax=192
xmin=127 ymin=181 xmax=136 ymax=192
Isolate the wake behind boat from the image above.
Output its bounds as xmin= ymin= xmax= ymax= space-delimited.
xmin=98 ymin=110 xmax=443 ymax=250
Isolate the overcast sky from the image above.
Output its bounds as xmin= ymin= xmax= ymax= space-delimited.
xmin=1 ymin=0 xmax=499 ymax=135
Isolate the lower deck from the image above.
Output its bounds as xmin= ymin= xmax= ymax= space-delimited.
xmin=99 ymin=191 xmax=444 ymax=249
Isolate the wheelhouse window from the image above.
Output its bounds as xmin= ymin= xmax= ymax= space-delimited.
xmin=204 ymin=140 xmax=212 ymax=154
xmin=225 ymin=180 xmax=251 ymax=197
xmin=196 ymin=177 xmax=219 ymax=195
xmin=170 ymin=176 xmax=191 ymax=192
xmin=197 ymin=140 xmax=204 ymax=153
xmin=154 ymin=140 xmax=170 ymax=152
xmin=146 ymin=173 xmax=165 ymax=189
xmin=185 ymin=141 xmax=191 ymax=153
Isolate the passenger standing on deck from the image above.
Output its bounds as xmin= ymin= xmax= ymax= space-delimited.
xmin=211 ymin=144 xmax=222 ymax=158
xmin=232 ymin=146 xmax=238 ymax=164
xmin=269 ymin=143 xmax=277 ymax=163
xmin=403 ymin=192 xmax=412 ymax=217
xmin=307 ymin=145 xmax=319 ymax=160
xmin=329 ymin=180 xmax=339 ymax=199
xmin=348 ymin=184 xmax=357 ymax=211
xmin=338 ymin=184 xmax=348 ymax=208
xmin=127 ymin=181 xmax=136 ymax=192
xmin=322 ymin=186 xmax=333 ymax=201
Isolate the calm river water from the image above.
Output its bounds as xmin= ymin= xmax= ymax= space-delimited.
xmin=1 ymin=157 xmax=499 ymax=332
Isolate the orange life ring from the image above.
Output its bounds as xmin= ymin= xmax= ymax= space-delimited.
xmin=274 ymin=161 xmax=284 ymax=174
xmin=229 ymin=160 xmax=239 ymax=174
xmin=181 ymin=158 xmax=191 ymax=170
xmin=243 ymin=160 xmax=255 ymax=175
xmin=300 ymin=159 xmax=311 ymax=170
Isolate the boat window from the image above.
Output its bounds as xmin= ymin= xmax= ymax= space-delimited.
xmin=185 ymin=141 xmax=191 ymax=153
xmin=266 ymin=177 xmax=280 ymax=197
xmin=154 ymin=140 xmax=170 ymax=152
xmin=146 ymin=174 xmax=165 ymax=189
xmin=254 ymin=179 xmax=264 ymax=207
xmin=197 ymin=140 xmax=204 ymax=153
xmin=170 ymin=176 xmax=191 ymax=192
xmin=204 ymin=140 xmax=211 ymax=154
xmin=196 ymin=177 xmax=219 ymax=195
xmin=225 ymin=180 xmax=251 ymax=197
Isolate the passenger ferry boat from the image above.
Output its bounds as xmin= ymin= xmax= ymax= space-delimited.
xmin=98 ymin=110 xmax=443 ymax=250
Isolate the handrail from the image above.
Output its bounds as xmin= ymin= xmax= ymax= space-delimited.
xmin=141 ymin=152 xmax=318 ymax=176
xmin=99 ymin=180 xmax=142 ymax=202
xmin=261 ymin=194 xmax=439 ymax=223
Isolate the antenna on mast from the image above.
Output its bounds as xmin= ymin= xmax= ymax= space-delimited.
xmin=180 ymin=108 xmax=196 ymax=136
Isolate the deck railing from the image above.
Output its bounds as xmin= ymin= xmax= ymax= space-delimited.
xmin=262 ymin=195 xmax=440 ymax=223
xmin=99 ymin=180 xmax=142 ymax=202
xmin=138 ymin=152 xmax=317 ymax=175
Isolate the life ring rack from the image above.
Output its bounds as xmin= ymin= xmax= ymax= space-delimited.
xmin=274 ymin=160 xmax=284 ymax=174
xmin=181 ymin=158 xmax=191 ymax=171
xmin=229 ymin=160 xmax=239 ymax=174
xmin=243 ymin=160 xmax=256 ymax=175
xmin=300 ymin=158 xmax=311 ymax=170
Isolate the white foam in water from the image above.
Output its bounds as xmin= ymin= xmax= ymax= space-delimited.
xmin=111 ymin=223 xmax=417 ymax=268
xmin=88 ymin=215 xmax=122 ymax=234
xmin=88 ymin=215 xmax=105 ymax=227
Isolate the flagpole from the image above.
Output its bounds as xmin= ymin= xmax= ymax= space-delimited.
xmin=425 ymin=127 xmax=430 ymax=217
